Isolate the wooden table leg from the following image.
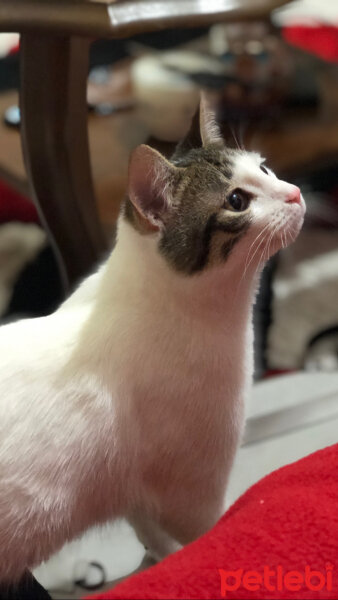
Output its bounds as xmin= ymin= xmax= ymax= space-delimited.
xmin=20 ymin=34 xmax=107 ymax=292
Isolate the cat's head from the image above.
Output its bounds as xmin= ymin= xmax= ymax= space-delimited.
xmin=125 ymin=96 xmax=305 ymax=275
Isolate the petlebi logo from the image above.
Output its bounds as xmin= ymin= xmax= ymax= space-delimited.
xmin=219 ymin=564 xmax=334 ymax=597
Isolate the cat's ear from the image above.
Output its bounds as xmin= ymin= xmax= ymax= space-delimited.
xmin=173 ymin=94 xmax=222 ymax=160
xmin=199 ymin=92 xmax=223 ymax=147
xmin=128 ymin=144 xmax=179 ymax=228
xmin=172 ymin=104 xmax=203 ymax=158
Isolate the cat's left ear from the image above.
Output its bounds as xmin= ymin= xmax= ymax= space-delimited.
xmin=128 ymin=144 xmax=179 ymax=228
xmin=199 ymin=92 xmax=223 ymax=147
xmin=172 ymin=93 xmax=223 ymax=160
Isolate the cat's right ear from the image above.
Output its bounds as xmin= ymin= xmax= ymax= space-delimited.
xmin=128 ymin=144 xmax=179 ymax=229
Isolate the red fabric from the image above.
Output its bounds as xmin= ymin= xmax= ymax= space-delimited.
xmin=9 ymin=43 xmax=19 ymax=55
xmin=87 ymin=444 xmax=338 ymax=599
xmin=0 ymin=180 xmax=38 ymax=224
xmin=263 ymin=369 xmax=297 ymax=379
xmin=283 ymin=25 xmax=338 ymax=63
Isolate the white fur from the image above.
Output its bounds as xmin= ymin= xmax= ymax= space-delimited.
xmin=0 ymin=154 xmax=305 ymax=582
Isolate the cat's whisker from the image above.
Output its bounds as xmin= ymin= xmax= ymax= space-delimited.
xmin=285 ymin=228 xmax=293 ymax=247
xmin=279 ymin=226 xmax=284 ymax=249
xmin=243 ymin=222 xmax=272 ymax=271
xmin=238 ymin=120 xmax=246 ymax=151
xmin=287 ymin=226 xmax=293 ymax=245
xmin=270 ymin=223 xmax=280 ymax=253
xmin=238 ymin=223 xmax=275 ymax=290
xmin=251 ymin=227 xmax=275 ymax=293
xmin=242 ymin=221 xmax=275 ymax=276
xmin=235 ymin=232 xmax=267 ymax=295
xmin=278 ymin=219 xmax=294 ymax=251
xmin=229 ymin=123 xmax=241 ymax=151
xmin=262 ymin=222 xmax=278 ymax=264
xmin=281 ymin=229 xmax=286 ymax=250
xmin=260 ymin=229 xmax=273 ymax=265
xmin=234 ymin=224 xmax=272 ymax=301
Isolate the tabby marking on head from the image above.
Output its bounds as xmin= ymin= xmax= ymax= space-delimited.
xmin=125 ymin=94 xmax=305 ymax=277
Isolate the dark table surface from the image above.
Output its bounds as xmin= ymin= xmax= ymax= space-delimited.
xmin=0 ymin=0 xmax=291 ymax=37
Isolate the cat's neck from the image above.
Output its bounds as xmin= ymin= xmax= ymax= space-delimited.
xmin=97 ymin=219 xmax=260 ymax=326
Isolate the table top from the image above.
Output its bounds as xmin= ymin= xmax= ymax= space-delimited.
xmin=0 ymin=0 xmax=291 ymax=38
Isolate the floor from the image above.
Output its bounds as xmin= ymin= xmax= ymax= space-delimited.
xmin=32 ymin=371 xmax=338 ymax=599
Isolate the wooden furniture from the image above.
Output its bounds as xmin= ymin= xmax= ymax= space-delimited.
xmin=0 ymin=0 xmax=291 ymax=289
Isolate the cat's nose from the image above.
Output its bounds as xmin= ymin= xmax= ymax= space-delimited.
xmin=285 ymin=185 xmax=301 ymax=204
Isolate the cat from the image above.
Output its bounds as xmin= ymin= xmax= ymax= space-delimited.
xmin=0 ymin=97 xmax=305 ymax=583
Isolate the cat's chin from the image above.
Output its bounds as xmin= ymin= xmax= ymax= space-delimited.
xmin=274 ymin=200 xmax=305 ymax=247
xmin=255 ymin=215 xmax=304 ymax=264
xmin=267 ymin=219 xmax=304 ymax=260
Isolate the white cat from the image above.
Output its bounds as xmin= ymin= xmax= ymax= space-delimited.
xmin=0 ymin=98 xmax=305 ymax=583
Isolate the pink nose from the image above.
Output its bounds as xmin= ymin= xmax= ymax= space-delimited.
xmin=285 ymin=186 xmax=301 ymax=205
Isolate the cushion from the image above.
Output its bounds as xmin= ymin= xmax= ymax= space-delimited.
xmin=87 ymin=443 xmax=338 ymax=599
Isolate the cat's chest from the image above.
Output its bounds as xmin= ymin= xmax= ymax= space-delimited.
xmin=115 ymin=311 xmax=253 ymax=417
xmin=121 ymin=322 xmax=250 ymax=502
xmin=132 ymin=312 xmax=251 ymax=385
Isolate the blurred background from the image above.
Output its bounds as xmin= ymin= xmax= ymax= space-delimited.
xmin=0 ymin=0 xmax=337 ymax=596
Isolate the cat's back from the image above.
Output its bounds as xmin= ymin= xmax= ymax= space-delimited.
xmin=0 ymin=303 xmax=94 ymax=422
xmin=0 ymin=266 xmax=103 ymax=369
xmin=0 ymin=306 xmax=87 ymax=365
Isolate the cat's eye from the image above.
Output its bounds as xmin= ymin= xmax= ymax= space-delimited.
xmin=260 ymin=165 xmax=269 ymax=175
xmin=227 ymin=188 xmax=251 ymax=212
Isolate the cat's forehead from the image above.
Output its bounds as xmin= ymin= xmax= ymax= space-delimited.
xmin=173 ymin=146 xmax=262 ymax=181
xmin=173 ymin=145 xmax=232 ymax=171
xmin=232 ymin=150 xmax=263 ymax=179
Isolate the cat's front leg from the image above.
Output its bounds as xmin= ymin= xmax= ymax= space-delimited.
xmin=157 ymin=491 xmax=226 ymax=549
xmin=129 ymin=493 xmax=223 ymax=564
xmin=128 ymin=514 xmax=182 ymax=562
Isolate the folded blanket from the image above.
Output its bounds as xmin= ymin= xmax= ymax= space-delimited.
xmin=88 ymin=443 xmax=338 ymax=599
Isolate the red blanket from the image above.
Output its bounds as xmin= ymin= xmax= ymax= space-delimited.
xmin=283 ymin=25 xmax=338 ymax=63
xmin=88 ymin=443 xmax=338 ymax=599
xmin=0 ymin=180 xmax=38 ymax=224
